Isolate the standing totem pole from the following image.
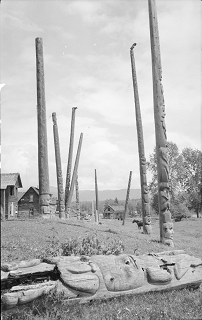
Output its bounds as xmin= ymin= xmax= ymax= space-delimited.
xmin=148 ymin=0 xmax=174 ymax=246
xmin=52 ymin=113 xmax=65 ymax=219
xmin=92 ymin=200 xmax=95 ymax=221
xmin=94 ymin=169 xmax=99 ymax=223
xmin=75 ymin=174 xmax=81 ymax=220
xmin=35 ymin=37 xmax=50 ymax=216
xmin=130 ymin=43 xmax=151 ymax=234
xmin=66 ymin=133 xmax=83 ymax=217
xmin=122 ymin=171 xmax=132 ymax=226
xmin=65 ymin=107 xmax=77 ymax=214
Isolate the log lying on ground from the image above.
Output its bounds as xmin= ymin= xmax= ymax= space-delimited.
xmin=1 ymin=281 xmax=56 ymax=309
xmin=1 ymin=250 xmax=202 ymax=309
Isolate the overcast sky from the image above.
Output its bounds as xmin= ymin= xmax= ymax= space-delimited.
xmin=1 ymin=0 xmax=201 ymax=192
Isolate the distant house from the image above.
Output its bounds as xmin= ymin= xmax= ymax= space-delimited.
xmin=103 ymin=205 xmax=125 ymax=219
xmin=0 ymin=173 xmax=23 ymax=220
xmin=18 ymin=187 xmax=57 ymax=218
xmin=18 ymin=187 xmax=40 ymax=218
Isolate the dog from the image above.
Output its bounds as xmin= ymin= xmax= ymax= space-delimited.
xmin=132 ymin=219 xmax=143 ymax=229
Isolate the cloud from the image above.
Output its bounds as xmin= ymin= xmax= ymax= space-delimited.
xmin=0 ymin=84 xmax=6 ymax=91
xmin=1 ymin=0 xmax=201 ymax=191
xmin=2 ymin=13 xmax=43 ymax=32
xmin=2 ymin=144 xmax=38 ymax=189
xmin=66 ymin=1 xmax=106 ymax=24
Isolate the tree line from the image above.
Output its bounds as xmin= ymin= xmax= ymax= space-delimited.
xmin=71 ymin=142 xmax=201 ymax=220
xmin=71 ymin=198 xmax=142 ymax=218
xmin=147 ymin=142 xmax=202 ymax=218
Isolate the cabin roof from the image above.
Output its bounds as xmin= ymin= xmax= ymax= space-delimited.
xmin=18 ymin=186 xmax=39 ymax=201
xmin=104 ymin=205 xmax=124 ymax=212
xmin=0 ymin=173 xmax=23 ymax=189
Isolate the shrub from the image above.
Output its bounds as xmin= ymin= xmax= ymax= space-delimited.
xmin=170 ymin=201 xmax=191 ymax=219
xmin=39 ymin=230 xmax=125 ymax=258
xmin=61 ymin=232 xmax=125 ymax=256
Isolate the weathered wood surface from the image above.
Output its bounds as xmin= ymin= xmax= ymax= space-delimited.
xmin=122 ymin=171 xmax=132 ymax=226
xmin=148 ymin=0 xmax=174 ymax=246
xmin=65 ymin=107 xmax=77 ymax=214
xmin=66 ymin=133 xmax=83 ymax=217
xmin=94 ymin=169 xmax=99 ymax=223
xmin=1 ymin=251 xmax=202 ymax=309
xmin=52 ymin=112 xmax=65 ymax=219
xmin=2 ymin=281 xmax=56 ymax=309
xmin=130 ymin=44 xmax=151 ymax=234
xmin=35 ymin=37 xmax=50 ymax=216
xmin=75 ymin=174 xmax=81 ymax=220
xmin=1 ymin=261 xmax=56 ymax=291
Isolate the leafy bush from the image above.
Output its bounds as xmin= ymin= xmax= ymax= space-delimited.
xmin=61 ymin=232 xmax=124 ymax=256
xmin=38 ymin=229 xmax=125 ymax=258
xmin=170 ymin=201 xmax=191 ymax=219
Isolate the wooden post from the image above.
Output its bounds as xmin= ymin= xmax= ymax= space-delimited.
xmin=2 ymin=189 xmax=5 ymax=220
xmin=92 ymin=200 xmax=95 ymax=221
xmin=122 ymin=171 xmax=132 ymax=225
xmin=65 ymin=107 xmax=77 ymax=213
xmin=52 ymin=113 xmax=65 ymax=219
xmin=35 ymin=37 xmax=50 ymax=216
xmin=148 ymin=0 xmax=174 ymax=246
xmin=95 ymin=169 xmax=99 ymax=223
xmin=75 ymin=174 xmax=80 ymax=220
xmin=130 ymin=44 xmax=152 ymax=234
xmin=66 ymin=133 xmax=83 ymax=217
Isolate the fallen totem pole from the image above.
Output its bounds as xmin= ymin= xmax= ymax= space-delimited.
xmin=1 ymin=250 xmax=202 ymax=309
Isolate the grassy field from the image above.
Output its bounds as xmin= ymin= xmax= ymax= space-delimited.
xmin=1 ymin=216 xmax=202 ymax=319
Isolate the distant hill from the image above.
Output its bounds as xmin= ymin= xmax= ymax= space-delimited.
xmin=49 ymin=187 xmax=141 ymax=202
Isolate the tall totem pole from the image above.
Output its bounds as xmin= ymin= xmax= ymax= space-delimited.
xmin=148 ymin=0 xmax=174 ymax=246
xmin=52 ymin=113 xmax=65 ymax=219
xmin=35 ymin=37 xmax=50 ymax=216
xmin=95 ymin=169 xmax=99 ymax=223
xmin=65 ymin=107 xmax=77 ymax=213
xmin=122 ymin=171 xmax=132 ymax=226
xmin=66 ymin=133 xmax=83 ymax=217
xmin=75 ymin=174 xmax=81 ymax=220
xmin=130 ymin=43 xmax=152 ymax=234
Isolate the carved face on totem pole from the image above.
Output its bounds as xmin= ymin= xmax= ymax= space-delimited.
xmin=162 ymin=222 xmax=174 ymax=241
xmin=40 ymin=193 xmax=51 ymax=206
xmin=144 ymin=216 xmax=151 ymax=225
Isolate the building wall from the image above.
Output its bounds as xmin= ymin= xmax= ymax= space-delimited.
xmin=0 ymin=190 xmax=5 ymax=219
xmin=103 ymin=207 xmax=114 ymax=219
xmin=114 ymin=211 xmax=124 ymax=220
xmin=18 ymin=188 xmax=40 ymax=218
xmin=5 ymin=185 xmax=19 ymax=219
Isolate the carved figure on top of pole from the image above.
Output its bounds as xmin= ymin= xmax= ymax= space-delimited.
xmin=130 ymin=43 xmax=151 ymax=234
xmin=148 ymin=0 xmax=174 ymax=246
xmin=122 ymin=171 xmax=132 ymax=226
xmin=65 ymin=107 xmax=77 ymax=214
xmin=66 ymin=133 xmax=83 ymax=218
xmin=35 ymin=37 xmax=51 ymax=216
xmin=52 ymin=113 xmax=65 ymax=219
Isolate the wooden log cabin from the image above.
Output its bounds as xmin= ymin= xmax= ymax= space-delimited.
xmin=103 ymin=205 xmax=125 ymax=220
xmin=18 ymin=187 xmax=40 ymax=218
xmin=0 ymin=173 xmax=23 ymax=220
xmin=18 ymin=187 xmax=57 ymax=218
